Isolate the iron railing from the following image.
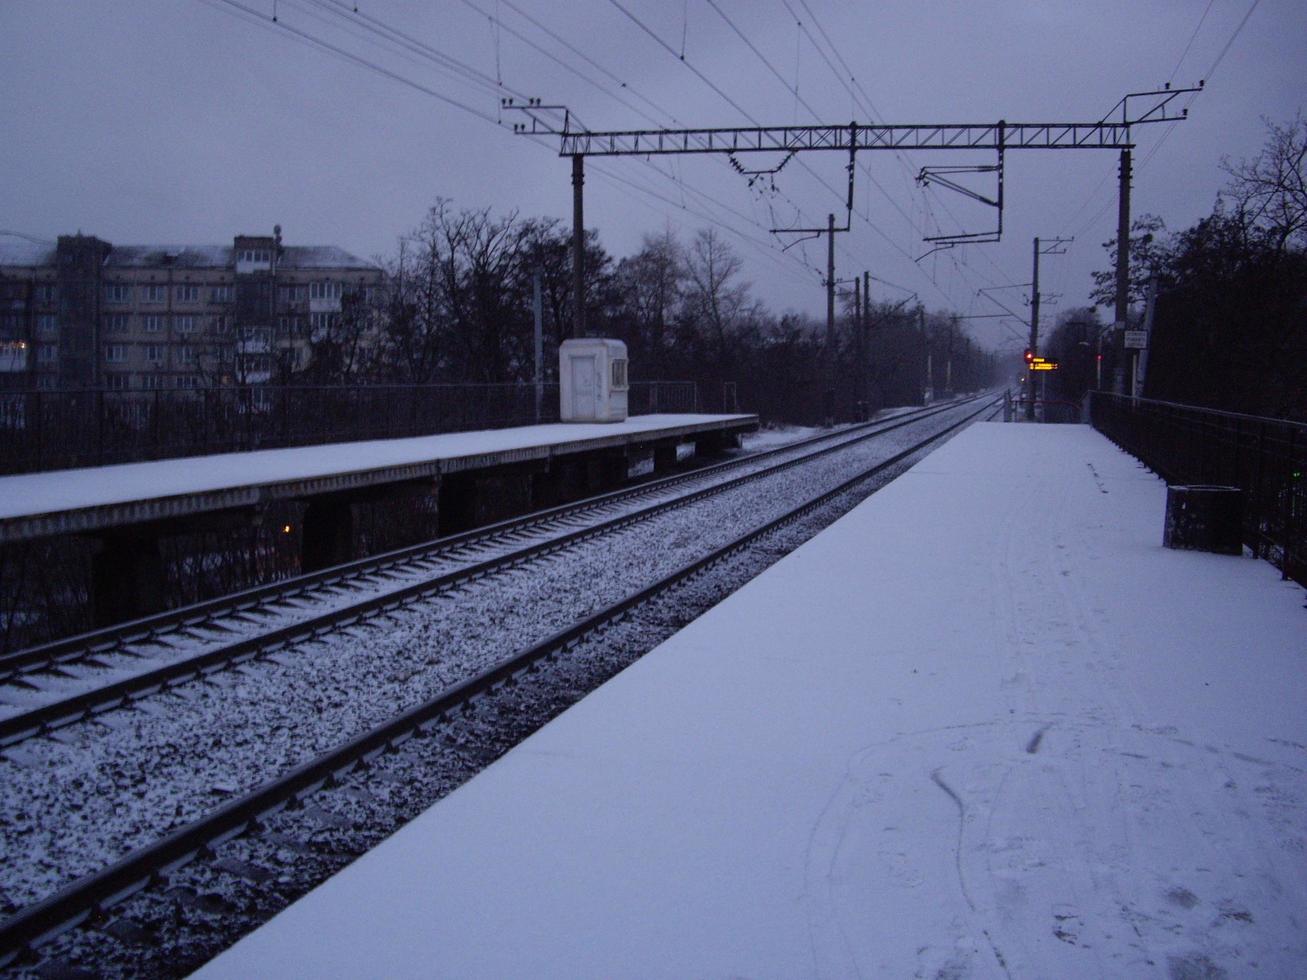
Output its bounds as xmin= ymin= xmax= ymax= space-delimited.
xmin=0 ymin=380 xmax=702 ymax=474
xmin=1090 ymin=392 xmax=1306 ymax=584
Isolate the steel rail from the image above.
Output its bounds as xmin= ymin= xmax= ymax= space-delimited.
xmin=0 ymin=394 xmax=999 ymax=966
xmin=0 ymin=398 xmax=973 ymax=685
xmin=0 ymin=396 xmax=988 ymax=746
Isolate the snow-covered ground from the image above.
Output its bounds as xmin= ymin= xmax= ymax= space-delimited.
xmin=0 ymin=414 xmax=753 ymax=521
xmin=739 ymin=404 xmax=925 ymax=453
xmin=198 ymin=423 xmax=1307 ymax=979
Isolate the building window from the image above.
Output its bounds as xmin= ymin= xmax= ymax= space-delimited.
xmin=179 ymin=344 xmax=196 ymax=364
xmin=210 ymin=285 xmax=233 ymax=303
xmin=105 ymin=283 xmax=132 ymax=303
xmin=143 ymin=314 xmax=165 ymax=333
xmin=212 ymin=315 xmax=228 ymax=334
xmin=238 ymin=249 xmax=272 ymax=263
xmin=105 ymin=344 xmax=127 ymax=363
xmin=37 ymin=314 xmax=58 ymax=335
xmin=145 ymin=344 xmax=163 ymax=363
xmin=176 ymin=285 xmax=199 ymax=303
xmin=104 ymin=313 xmax=130 ymax=334
xmin=310 ymin=281 xmax=342 ymax=300
xmin=143 ymin=284 xmax=166 ymax=303
xmin=37 ymin=374 xmax=58 ymax=390
xmin=37 ymin=345 xmax=58 ymax=364
xmin=310 ymin=312 xmax=337 ymax=337
xmin=106 ymin=373 xmax=131 ymax=390
xmin=142 ymin=374 xmax=167 ymax=390
xmin=175 ymin=315 xmax=196 ymax=333
xmin=37 ymin=284 xmax=57 ymax=304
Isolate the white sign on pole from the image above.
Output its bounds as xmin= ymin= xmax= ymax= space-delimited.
xmin=1123 ymin=330 xmax=1148 ymax=349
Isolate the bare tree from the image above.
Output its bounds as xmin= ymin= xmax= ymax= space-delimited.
xmin=613 ymin=228 xmax=683 ymax=376
xmin=1221 ymin=112 xmax=1307 ymax=254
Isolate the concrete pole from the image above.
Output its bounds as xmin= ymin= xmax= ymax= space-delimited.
xmin=854 ymin=275 xmax=863 ymax=418
xmin=1114 ymin=148 xmax=1132 ymax=394
xmin=946 ymin=315 xmax=955 ymax=394
xmin=533 ymin=268 xmax=544 ymax=422
xmin=825 ymin=213 xmax=835 ymax=346
xmin=863 ymin=270 xmax=871 ymax=412
xmin=571 ymin=154 xmax=585 ymax=340
xmin=1027 ymin=236 xmax=1040 ymax=421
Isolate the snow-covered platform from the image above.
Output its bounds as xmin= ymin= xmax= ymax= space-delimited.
xmin=0 ymin=413 xmax=756 ymax=542
xmin=199 ymin=423 xmax=1307 ymax=979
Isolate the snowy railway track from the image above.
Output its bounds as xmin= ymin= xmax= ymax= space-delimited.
xmin=0 ymin=395 xmax=1000 ymax=972
xmin=0 ymin=396 xmax=983 ymax=749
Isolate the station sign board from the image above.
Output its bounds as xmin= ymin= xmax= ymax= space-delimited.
xmin=1123 ymin=330 xmax=1148 ymax=349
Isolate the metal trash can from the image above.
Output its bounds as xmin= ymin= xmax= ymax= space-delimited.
xmin=1163 ymin=485 xmax=1243 ymax=555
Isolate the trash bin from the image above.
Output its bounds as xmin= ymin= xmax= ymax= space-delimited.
xmin=1162 ymin=485 xmax=1243 ymax=555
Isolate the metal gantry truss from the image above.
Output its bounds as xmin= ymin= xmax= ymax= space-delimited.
xmin=503 ymin=84 xmax=1201 ymax=338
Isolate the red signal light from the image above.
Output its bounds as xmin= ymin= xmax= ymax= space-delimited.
xmin=1023 ymin=349 xmax=1034 ymax=363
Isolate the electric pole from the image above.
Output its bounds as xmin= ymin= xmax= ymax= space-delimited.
xmin=1027 ymin=235 xmax=1071 ymax=420
xmin=825 ymin=213 xmax=836 ymax=346
xmin=854 ymin=273 xmax=864 ymax=419
xmin=571 ymin=154 xmax=585 ymax=339
xmin=863 ymin=270 xmax=871 ymax=417
xmin=1028 ymin=237 xmax=1041 ymax=421
xmin=1113 ymin=148 xmax=1132 ymax=393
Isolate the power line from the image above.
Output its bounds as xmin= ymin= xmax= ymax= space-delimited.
xmin=494 ymin=0 xmax=683 ymax=126
xmin=1169 ymin=0 xmax=1217 ymax=84
xmin=210 ymin=0 xmax=501 ymax=122
xmin=1059 ymin=0 xmax=1261 ymax=245
xmin=210 ymin=1 xmax=824 ymax=292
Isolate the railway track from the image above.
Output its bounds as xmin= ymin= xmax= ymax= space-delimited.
xmin=0 ymin=395 xmax=986 ymax=748
xmin=0 ymin=394 xmax=1002 ymax=970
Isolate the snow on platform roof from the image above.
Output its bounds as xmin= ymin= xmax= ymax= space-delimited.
xmin=199 ymin=422 xmax=1307 ymax=979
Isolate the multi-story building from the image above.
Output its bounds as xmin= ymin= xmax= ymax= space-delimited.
xmin=0 ymin=228 xmax=383 ymax=391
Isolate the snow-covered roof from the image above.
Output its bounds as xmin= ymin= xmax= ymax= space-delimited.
xmin=280 ymin=245 xmax=378 ymax=270
xmin=104 ymin=245 xmax=234 ymax=269
xmin=0 ymin=241 xmax=378 ymax=271
xmin=0 ymin=241 xmax=56 ymax=268
xmin=104 ymin=244 xmax=378 ymax=271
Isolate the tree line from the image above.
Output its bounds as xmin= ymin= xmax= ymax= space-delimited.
xmin=305 ymin=198 xmax=1001 ymax=422
xmin=1039 ymin=113 xmax=1306 ymax=421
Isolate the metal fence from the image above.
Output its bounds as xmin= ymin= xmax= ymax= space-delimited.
xmin=0 ymin=380 xmax=702 ymax=474
xmin=1090 ymin=392 xmax=1306 ymax=584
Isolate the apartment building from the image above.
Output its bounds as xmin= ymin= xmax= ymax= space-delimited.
xmin=0 ymin=228 xmax=383 ymax=390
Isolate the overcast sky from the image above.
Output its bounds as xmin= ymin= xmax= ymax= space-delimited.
xmin=1 ymin=1 xmax=1301 ymax=351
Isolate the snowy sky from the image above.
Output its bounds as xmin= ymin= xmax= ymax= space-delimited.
xmin=1 ymin=1 xmax=1301 ymax=352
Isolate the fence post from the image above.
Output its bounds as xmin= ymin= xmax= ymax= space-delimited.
xmin=1253 ymin=421 xmax=1266 ymax=558
xmin=1285 ymin=428 xmax=1297 ymax=581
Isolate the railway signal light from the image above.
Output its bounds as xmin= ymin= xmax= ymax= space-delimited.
xmin=1024 ymin=349 xmax=1034 ymax=364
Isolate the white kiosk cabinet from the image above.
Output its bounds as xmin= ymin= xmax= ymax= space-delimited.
xmin=560 ymin=338 xmax=629 ymax=422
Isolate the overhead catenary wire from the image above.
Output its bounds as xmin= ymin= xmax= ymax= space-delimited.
xmin=604 ymin=0 xmax=955 ymax=307
xmin=1059 ymin=0 xmax=1263 ymax=247
xmin=206 ymin=0 xmax=825 ymax=288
